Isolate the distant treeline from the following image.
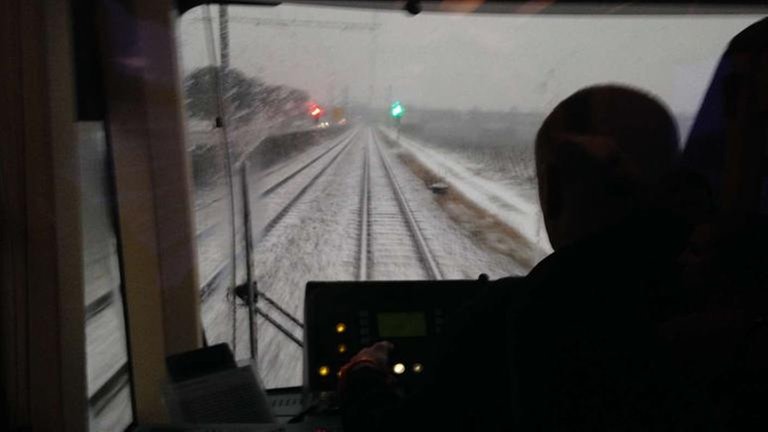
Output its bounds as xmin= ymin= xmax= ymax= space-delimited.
xmin=184 ymin=65 xmax=311 ymax=130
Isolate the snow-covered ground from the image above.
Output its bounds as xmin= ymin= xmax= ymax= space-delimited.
xmin=191 ymin=129 xmax=361 ymax=366
xmin=378 ymin=126 xmax=553 ymax=264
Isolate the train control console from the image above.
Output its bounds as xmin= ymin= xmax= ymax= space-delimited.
xmin=303 ymin=278 xmax=507 ymax=396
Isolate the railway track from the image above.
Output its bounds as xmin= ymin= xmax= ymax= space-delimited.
xmin=195 ymin=129 xmax=358 ymax=261
xmin=360 ymin=128 xmax=443 ymax=280
xmin=195 ymin=125 xmax=444 ymax=357
xmin=193 ymin=130 xmax=358 ymax=349
xmin=195 ymin=132 xmax=355 ymax=280
xmin=258 ymin=128 xmax=359 ymax=241
xmin=244 ymin=129 xmax=362 ymax=348
xmin=259 ymin=128 xmax=357 ymax=198
xmin=255 ymin=125 xmax=444 ymax=350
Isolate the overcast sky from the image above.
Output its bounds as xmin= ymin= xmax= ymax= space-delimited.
xmin=178 ymin=4 xmax=762 ymax=114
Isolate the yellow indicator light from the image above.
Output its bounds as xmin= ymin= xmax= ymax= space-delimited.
xmin=337 ymin=343 xmax=348 ymax=354
xmin=393 ymin=363 xmax=406 ymax=375
xmin=335 ymin=323 xmax=347 ymax=334
xmin=318 ymin=365 xmax=330 ymax=377
xmin=413 ymin=363 xmax=424 ymax=374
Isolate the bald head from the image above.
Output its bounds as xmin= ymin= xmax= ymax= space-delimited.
xmin=536 ymin=85 xmax=680 ymax=249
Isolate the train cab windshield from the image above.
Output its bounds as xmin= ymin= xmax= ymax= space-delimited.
xmin=6 ymin=1 xmax=768 ymax=431
xmin=175 ymin=2 xmax=765 ymax=390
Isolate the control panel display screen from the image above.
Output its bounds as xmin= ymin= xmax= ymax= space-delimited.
xmin=377 ymin=312 xmax=427 ymax=337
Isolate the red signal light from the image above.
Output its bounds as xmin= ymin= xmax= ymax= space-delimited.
xmin=308 ymin=101 xmax=324 ymax=119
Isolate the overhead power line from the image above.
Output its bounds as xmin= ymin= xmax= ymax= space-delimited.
xmin=192 ymin=16 xmax=380 ymax=31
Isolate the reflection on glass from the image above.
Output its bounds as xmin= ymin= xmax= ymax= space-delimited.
xmin=79 ymin=122 xmax=134 ymax=431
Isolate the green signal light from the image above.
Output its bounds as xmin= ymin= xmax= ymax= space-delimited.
xmin=390 ymin=101 xmax=405 ymax=118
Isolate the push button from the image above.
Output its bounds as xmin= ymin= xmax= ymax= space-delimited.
xmin=318 ymin=365 xmax=331 ymax=377
xmin=335 ymin=323 xmax=346 ymax=334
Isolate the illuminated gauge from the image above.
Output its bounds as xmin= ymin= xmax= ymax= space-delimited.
xmin=318 ymin=365 xmax=330 ymax=377
xmin=335 ymin=323 xmax=347 ymax=334
xmin=337 ymin=343 xmax=348 ymax=354
xmin=393 ymin=363 xmax=406 ymax=375
xmin=412 ymin=363 xmax=424 ymax=374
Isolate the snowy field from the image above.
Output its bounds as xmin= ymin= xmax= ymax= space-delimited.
xmin=378 ymin=126 xmax=553 ymax=265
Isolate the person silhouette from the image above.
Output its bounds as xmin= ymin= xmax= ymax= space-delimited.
xmin=341 ymin=85 xmax=692 ymax=431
